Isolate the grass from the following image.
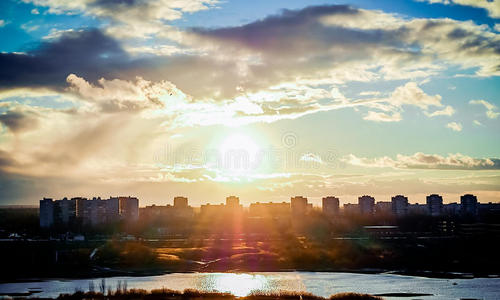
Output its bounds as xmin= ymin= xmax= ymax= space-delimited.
xmin=55 ymin=288 xmax=383 ymax=300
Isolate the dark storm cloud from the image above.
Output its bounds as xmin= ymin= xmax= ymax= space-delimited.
xmin=190 ymin=5 xmax=407 ymax=51
xmin=0 ymin=111 xmax=38 ymax=133
xmin=0 ymin=29 xmax=135 ymax=88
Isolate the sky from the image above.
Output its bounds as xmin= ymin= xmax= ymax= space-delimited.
xmin=0 ymin=0 xmax=499 ymax=207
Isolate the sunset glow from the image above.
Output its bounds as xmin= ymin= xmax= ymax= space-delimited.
xmin=0 ymin=0 xmax=498 ymax=206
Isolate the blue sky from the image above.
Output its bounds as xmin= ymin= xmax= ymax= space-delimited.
xmin=0 ymin=0 xmax=499 ymax=206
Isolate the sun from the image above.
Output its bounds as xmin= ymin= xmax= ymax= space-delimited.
xmin=217 ymin=133 xmax=263 ymax=175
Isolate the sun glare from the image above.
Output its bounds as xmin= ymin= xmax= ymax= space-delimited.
xmin=213 ymin=273 xmax=267 ymax=297
xmin=216 ymin=133 xmax=263 ymax=175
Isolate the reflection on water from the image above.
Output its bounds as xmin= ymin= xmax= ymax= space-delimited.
xmin=165 ymin=273 xmax=306 ymax=297
xmin=199 ymin=274 xmax=268 ymax=296
xmin=1 ymin=272 xmax=500 ymax=300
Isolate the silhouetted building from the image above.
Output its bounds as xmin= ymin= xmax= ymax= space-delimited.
xmin=200 ymin=203 xmax=223 ymax=215
xmin=291 ymin=196 xmax=308 ymax=215
xmin=461 ymin=194 xmax=478 ymax=216
xmin=141 ymin=197 xmax=194 ymax=220
xmin=106 ymin=197 xmax=120 ymax=222
xmin=174 ymin=196 xmax=188 ymax=208
xmin=41 ymin=196 xmax=139 ymax=227
xmin=249 ymin=202 xmax=290 ymax=217
xmin=118 ymin=196 xmax=139 ymax=221
xmin=226 ymin=196 xmax=240 ymax=207
xmin=426 ymin=194 xmax=443 ymax=216
xmin=53 ymin=197 xmax=76 ymax=225
xmin=81 ymin=197 xmax=107 ymax=226
xmin=40 ymin=198 xmax=54 ymax=228
xmin=358 ymin=195 xmax=375 ymax=215
xmin=343 ymin=203 xmax=359 ymax=214
xmin=74 ymin=197 xmax=88 ymax=219
xmin=391 ymin=195 xmax=408 ymax=216
xmin=444 ymin=202 xmax=460 ymax=216
xmin=375 ymin=201 xmax=392 ymax=214
xmin=408 ymin=203 xmax=427 ymax=215
xmin=322 ymin=196 xmax=339 ymax=215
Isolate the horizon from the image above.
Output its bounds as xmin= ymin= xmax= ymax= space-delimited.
xmin=1 ymin=0 xmax=499 ymax=206
xmin=33 ymin=192 xmax=485 ymax=208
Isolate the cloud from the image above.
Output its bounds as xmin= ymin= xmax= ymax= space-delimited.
xmin=424 ymin=105 xmax=456 ymax=117
xmin=0 ymin=110 xmax=39 ymax=133
xmin=185 ymin=4 xmax=500 ymax=83
xmin=342 ymin=152 xmax=500 ymax=170
xmin=473 ymin=119 xmax=483 ymax=126
xmin=389 ymin=82 xmax=443 ymax=109
xmin=0 ymin=20 xmax=5 ymax=27
xmin=447 ymin=121 xmax=463 ymax=131
xmin=31 ymin=8 xmax=40 ymax=14
xmin=359 ymin=91 xmax=382 ymax=96
xmin=0 ymin=29 xmax=131 ymax=89
xmin=23 ymin=0 xmax=219 ymax=39
xmin=21 ymin=23 xmax=40 ymax=32
xmin=363 ymin=111 xmax=402 ymax=122
xmin=470 ymin=99 xmax=500 ymax=119
xmin=418 ymin=0 xmax=500 ymax=18
xmin=66 ymin=74 xmax=176 ymax=113
xmin=361 ymin=81 xmax=448 ymax=122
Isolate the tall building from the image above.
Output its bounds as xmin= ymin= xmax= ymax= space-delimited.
xmin=53 ymin=197 xmax=76 ymax=225
xmin=291 ymin=196 xmax=308 ymax=215
xmin=173 ymin=196 xmax=194 ymax=218
xmin=106 ymin=197 xmax=120 ymax=222
xmin=226 ymin=196 xmax=240 ymax=207
xmin=426 ymin=194 xmax=443 ymax=216
xmin=40 ymin=198 xmax=54 ymax=228
xmin=358 ymin=195 xmax=375 ymax=215
xmin=74 ymin=197 xmax=88 ymax=219
xmin=391 ymin=195 xmax=409 ymax=216
xmin=119 ymin=196 xmax=139 ymax=221
xmin=41 ymin=196 xmax=139 ymax=228
xmin=174 ymin=196 xmax=188 ymax=208
xmin=322 ymin=196 xmax=339 ymax=215
xmin=375 ymin=201 xmax=392 ymax=214
xmin=408 ymin=203 xmax=427 ymax=215
xmin=444 ymin=202 xmax=460 ymax=216
xmin=83 ymin=197 xmax=107 ymax=226
xmin=461 ymin=194 xmax=478 ymax=216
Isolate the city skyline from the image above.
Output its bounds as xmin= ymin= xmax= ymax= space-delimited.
xmin=38 ymin=192 xmax=484 ymax=208
xmin=0 ymin=0 xmax=499 ymax=206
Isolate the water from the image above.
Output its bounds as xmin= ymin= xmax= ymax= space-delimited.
xmin=1 ymin=272 xmax=499 ymax=300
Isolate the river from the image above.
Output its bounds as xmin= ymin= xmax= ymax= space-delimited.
xmin=1 ymin=272 xmax=499 ymax=300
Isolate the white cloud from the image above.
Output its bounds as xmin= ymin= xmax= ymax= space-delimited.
xmin=424 ymin=105 xmax=455 ymax=117
xmin=23 ymin=0 xmax=219 ymax=39
xmin=359 ymin=91 xmax=382 ymax=96
xmin=21 ymin=23 xmax=40 ymax=32
xmin=0 ymin=20 xmax=5 ymax=27
xmin=447 ymin=121 xmax=463 ymax=131
xmin=31 ymin=8 xmax=40 ymax=14
xmin=363 ymin=111 xmax=402 ymax=122
xmin=389 ymin=82 xmax=443 ymax=109
xmin=469 ymin=99 xmax=499 ymax=119
xmin=342 ymin=152 xmax=499 ymax=170
xmin=66 ymin=74 xmax=178 ymax=113
xmin=473 ymin=119 xmax=483 ymax=126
